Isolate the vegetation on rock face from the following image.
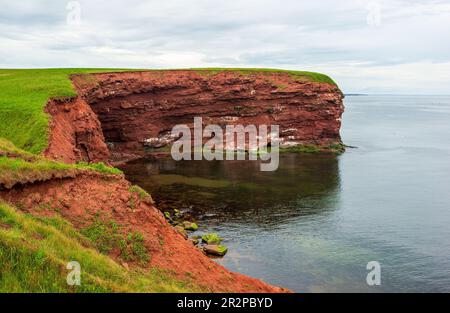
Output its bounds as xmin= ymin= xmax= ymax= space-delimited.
xmin=279 ymin=142 xmax=346 ymax=154
xmin=129 ymin=185 xmax=154 ymax=204
xmin=76 ymin=162 xmax=123 ymax=175
xmin=80 ymin=218 xmax=121 ymax=254
xmin=0 ymin=201 xmax=202 ymax=292
xmin=119 ymin=232 xmax=150 ymax=266
xmin=80 ymin=215 xmax=151 ymax=266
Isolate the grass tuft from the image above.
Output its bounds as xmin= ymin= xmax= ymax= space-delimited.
xmin=81 ymin=219 xmax=120 ymax=254
xmin=119 ymin=232 xmax=150 ymax=266
xmin=75 ymin=162 xmax=122 ymax=175
xmin=129 ymin=185 xmax=154 ymax=204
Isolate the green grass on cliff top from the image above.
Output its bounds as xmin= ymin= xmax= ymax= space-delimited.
xmin=0 ymin=68 xmax=338 ymax=154
xmin=192 ymin=68 xmax=338 ymax=86
xmin=0 ymin=69 xmax=124 ymax=154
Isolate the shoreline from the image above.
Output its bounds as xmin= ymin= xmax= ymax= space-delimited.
xmin=0 ymin=68 xmax=345 ymax=292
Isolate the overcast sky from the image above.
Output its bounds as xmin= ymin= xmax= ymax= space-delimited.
xmin=1 ymin=0 xmax=450 ymax=94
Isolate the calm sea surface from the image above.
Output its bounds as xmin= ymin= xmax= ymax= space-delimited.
xmin=120 ymin=95 xmax=450 ymax=292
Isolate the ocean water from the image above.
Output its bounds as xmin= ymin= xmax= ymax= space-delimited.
xmin=120 ymin=95 xmax=450 ymax=292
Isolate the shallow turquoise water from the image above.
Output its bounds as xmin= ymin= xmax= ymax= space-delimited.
xmin=120 ymin=95 xmax=450 ymax=292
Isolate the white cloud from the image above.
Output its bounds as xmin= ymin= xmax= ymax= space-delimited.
xmin=0 ymin=0 xmax=449 ymax=94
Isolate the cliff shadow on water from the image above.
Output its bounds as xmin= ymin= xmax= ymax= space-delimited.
xmin=119 ymin=153 xmax=342 ymax=229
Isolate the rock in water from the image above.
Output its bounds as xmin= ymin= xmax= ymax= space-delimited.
xmin=201 ymin=233 xmax=222 ymax=244
xmin=183 ymin=221 xmax=199 ymax=231
xmin=204 ymin=245 xmax=228 ymax=256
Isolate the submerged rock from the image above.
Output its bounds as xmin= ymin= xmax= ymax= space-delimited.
xmin=204 ymin=245 xmax=228 ymax=256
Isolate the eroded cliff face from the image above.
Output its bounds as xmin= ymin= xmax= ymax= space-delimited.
xmin=16 ymin=70 xmax=344 ymax=292
xmin=48 ymin=70 xmax=344 ymax=164
xmin=44 ymin=97 xmax=110 ymax=163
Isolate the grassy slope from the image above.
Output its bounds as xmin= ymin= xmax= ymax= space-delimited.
xmin=0 ymin=139 xmax=201 ymax=292
xmin=0 ymin=201 xmax=201 ymax=292
xmin=0 ymin=68 xmax=337 ymax=154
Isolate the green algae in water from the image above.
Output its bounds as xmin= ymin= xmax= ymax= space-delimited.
xmin=151 ymin=174 xmax=231 ymax=188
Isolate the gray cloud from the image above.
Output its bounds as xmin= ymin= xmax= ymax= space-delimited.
xmin=0 ymin=0 xmax=450 ymax=94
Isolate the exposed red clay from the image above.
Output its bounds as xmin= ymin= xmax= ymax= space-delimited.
xmin=44 ymin=97 xmax=109 ymax=163
xmin=0 ymin=172 xmax=287 ymax=292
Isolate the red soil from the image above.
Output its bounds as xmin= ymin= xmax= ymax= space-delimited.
xmin=44 ymin=97 xmax=109 ymax=163
xmin=0 ymin=172 xmax=287 ymax=292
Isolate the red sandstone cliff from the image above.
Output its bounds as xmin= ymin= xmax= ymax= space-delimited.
xmin=45 ymin=70 xmax=344 ymax=164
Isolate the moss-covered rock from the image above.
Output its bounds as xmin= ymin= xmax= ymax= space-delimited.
xmin=203 ymin=244 xmax=228 ymax=256
xmin=201 ymin=233 xmax=222 ymax=245
xmin=183 ymin=221 xmax=198 ymax=231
